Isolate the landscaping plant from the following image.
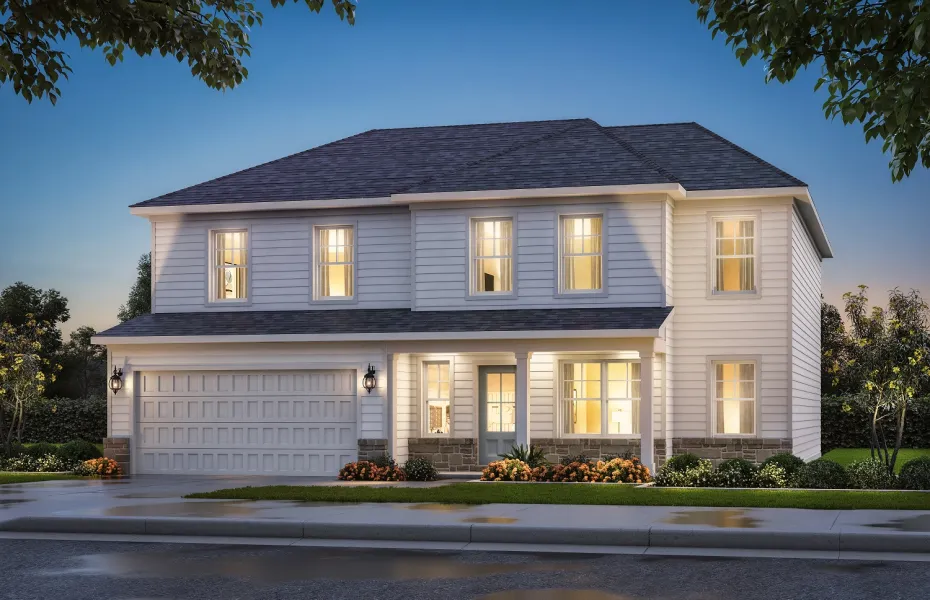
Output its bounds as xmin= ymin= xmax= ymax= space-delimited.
xmin=715 ymin=458 xmax=757 ymax=488
xmin=337 ymin=460 xmax=404 ymax=482
xmin=654 ymin=455 xmax=716 ymax=488
xmin=596 ymin=456 xmax=652 ymax=484
xmin=847 ymin=458 xmax=897 ymax=490
xmin=752 ymin=463 xmax=788 ymax=488
xmin=481 ymin=459 xmax=533 ymax=482
xmin=403 ymin=457 xmax=438 ymax=482
xmin=82 ymin=457 xmax=122 ymax=478
xmin=56 ymin=439 xmax=103 ymax=463
xmin=550 ymin=461 xmax=601 ymax=482
xmin=23 ymin=442 xmax=58 ymax=458
xmin=500 ymin=444 xmax=549 ymax=468
xmin=898 ymin=456 xmax=930 ymax=490
xmin=791 ymin=459 xmax=849 ymax=489
xmin=761 ymin=453 xmax=805 ymax=480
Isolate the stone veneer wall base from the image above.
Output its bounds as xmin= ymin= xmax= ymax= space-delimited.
xmin=408 ymin=438 xmax=480 ymax=472
xmin=103 ymin=437 xmax=130 ymax=475
xmin=357 ymin=439 xmax=388 ymax=462
xmin=669 ymin=438 xmax=793 ymax=465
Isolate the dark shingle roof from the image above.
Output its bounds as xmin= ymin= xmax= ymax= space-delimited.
xmin=95 ymin=307 xmax=673 ymax=338
xmin=133 ymin=119 xmax=805 ymax=208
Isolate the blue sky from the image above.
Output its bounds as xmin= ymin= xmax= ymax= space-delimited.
xmin=1 ymin=1 xmax=927 ymax=334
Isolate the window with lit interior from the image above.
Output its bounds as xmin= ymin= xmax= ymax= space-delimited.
xmin=472 ymin=218 xmax=513 ymax=294
xmin=713 ymin=218 xmax=756 ymax=293
xmin=315 ymin=226 xmax=354 ymax=299
xmin=562 ymin=361 xmax=640 ymax=435
xmin=714 ymin=362 xmax=756 ymax=435
xmin=212 ymin=230 xmax=248 ymax=301
xmin=424 ymin=362 xmax=451 ymax=435
xmin=560 ymin=215 xmax=603 ymax=292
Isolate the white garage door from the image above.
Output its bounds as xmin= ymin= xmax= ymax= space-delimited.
xmin=136 ymin=370 xmax=357 ymax=475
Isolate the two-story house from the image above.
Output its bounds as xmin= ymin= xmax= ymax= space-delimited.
xmin=94 ymin=118 xmax=831 ymax=477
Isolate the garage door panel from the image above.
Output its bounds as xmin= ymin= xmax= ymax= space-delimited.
xmin=137 ymin=370 xmax=358 ymax=476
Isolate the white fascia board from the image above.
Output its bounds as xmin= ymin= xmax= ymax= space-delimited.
xmin=391 ymin=184 xmax=687 ymax=203
xmin=683 ymin=186 xmax=811 ymax=201
xmin=91 ymin=328 xmax=661 ymax=346
xmin=130 ymin=197 xmax=393 ymax=216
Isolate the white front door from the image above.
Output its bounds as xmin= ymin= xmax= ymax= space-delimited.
xmin=136 ymin=370 xmax=357 ymax=475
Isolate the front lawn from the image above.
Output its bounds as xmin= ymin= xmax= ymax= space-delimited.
xmin=188 ymin=482 xmax=930 ymax=510
xmin=0 ymin=473 xmax=83 ymax=485
xmin=821 ymin=448 xmax=930 ymax=472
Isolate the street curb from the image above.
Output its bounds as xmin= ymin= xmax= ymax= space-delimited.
xmin=3 ymin=517 xmax=930 ymax=553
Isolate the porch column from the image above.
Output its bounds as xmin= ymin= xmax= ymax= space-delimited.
xmin=515 ymin=351 xmax=532 ymax=448
xmin=639 ymin=351 xmax=655 ymax=472
xmin=386 ymin=352 xmax=397 ymax=458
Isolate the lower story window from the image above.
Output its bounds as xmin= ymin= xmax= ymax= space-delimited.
xmin=562 ymin=361 xmax=640 ymax=435
xmin=424 ymin=362 xmax=451 ymax=434
xmin=714 ymin=362 xmax=756 ymax=435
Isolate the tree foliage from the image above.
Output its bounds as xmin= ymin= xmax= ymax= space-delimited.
xmin=48 ymin=326 xmax=106 ymax=399
xmin=692 ymin=0 xmax=930 ymax=181
xmin=118 ymin=253 xmax=152 ymax=323
xmin=0 ymin=282 xmax=69 ymax=358
xmin=1 ymin=0 xmax=356 ymax=105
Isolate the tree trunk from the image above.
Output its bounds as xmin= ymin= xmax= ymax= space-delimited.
xmin=890 ymin=399 xmax=907 ymax=474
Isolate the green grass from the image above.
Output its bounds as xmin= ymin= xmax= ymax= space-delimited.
xmin=0 ymin=473 xmax=83 ymax=485
xmin=821 ymin=448 xmax=930 ymax=472
xmin=188 ymin=482 xmax=930 ymax=510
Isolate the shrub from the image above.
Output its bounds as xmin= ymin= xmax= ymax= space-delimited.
xmin=761 ymin=453 xmax=806 ymax=479
xmin=377 ymin=464 xmax=406 ymax=481
xmin=663 ymin=453 xmax=705 ymax=473
xmin=847 ymin=458 xmax=896 ymax=490
xmin=715 ymin=458 xmax=757 ymax=488
xmin=0 ymin=442 xmax=25 ymax=459
xmin=24 ymin=442 xmax=59 ymax=459
xmin=531 ymin=464 xmax=560 ymax=482
xmin=21 ymin=397 xmax=106 ymax=444
xmin=370 ymin=453 xmax=396 ymax=469
xmin=500 ymin=444 xmax=549 ymax=468
xmin=72 ymin=461 xmax=97 ymax=476
xmin=57 ymin=440 xmax=102 ymax=463
xmin=403 ymin=456 xmax=438 ymax=482
xmin=899 ymin=456 xmax=930 ymax=490
xmin=654 ymin=458 xmax=715 ymax=487
xmin=83 ymin=457 xmax=122 ymax=478
xmin=753 ymin=463 xmax=788 ymax=488
xmin=35 ymin=454 xmax=73 ymax=472
xmin=559 ymin=453 xmax=594 ymax=466
xmin=791 ymin=459 xmax=849 ymax=489
xmin=596 ymin=456 xmax=652 ymax=484
xmin=481 ymin=459 xmax=533 ymax=481
xmin=1 ymin=455 xmax=39 ymax=472
xmin=338 ymin=461 xmax=380 ymax=481
xmin=551 ymin=461 xmax=601 ymax=482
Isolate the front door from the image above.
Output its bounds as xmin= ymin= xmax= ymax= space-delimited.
xmin=478 ymin=365 xmax=517 ymax=464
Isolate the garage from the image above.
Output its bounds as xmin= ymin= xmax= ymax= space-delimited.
xmin=136 ymin=370 xmax=358 ymax=475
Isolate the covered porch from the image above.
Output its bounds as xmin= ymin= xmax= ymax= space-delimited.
xmin=382 ymin=337 xmax=667 ymax=473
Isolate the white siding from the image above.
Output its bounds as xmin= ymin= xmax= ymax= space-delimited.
xmin=791 ymin=207 xmax=823 ymax=459
xmin=412 ymin=196 xmax=665 ymax=310
xmin=394 ymin=353 xmax=416 ymax=462
xmin=670 ymin=198 xmax=792 ymax=438
xmin=152 ymin=208 xmax=410 ymax=311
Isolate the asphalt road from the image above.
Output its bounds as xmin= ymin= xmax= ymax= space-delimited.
xmin=1 ymin=539 xmax=929 ymax=600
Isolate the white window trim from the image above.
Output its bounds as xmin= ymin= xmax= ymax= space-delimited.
xmin=206 ymin=227 xmax=252 ymax=306
xmin=707 ymin=213 xmax=761 ymax=299
xmin=312 ymin=222 xmax=358 ymax=304
xmin=556 ymin=212 xmax=607 ymax=297
xmin=558 ymin=359 xmax=642 ymax=439
xmin=420 ymin=358 xmax=454 ymax=437
xmin=707 ymin=357 xmax=761 ymax=438
xmin=468 ymin=216 xmax=517 ymax=299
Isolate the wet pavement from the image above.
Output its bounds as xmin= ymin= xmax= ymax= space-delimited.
xmin=2 ymin=538 xmax=928 ymax=599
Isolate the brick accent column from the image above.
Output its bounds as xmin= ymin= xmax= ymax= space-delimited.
xmin=103 ymin=437 xmax=130 ymax=475
xmin=357 ymin=439 xmax=388 ymax=462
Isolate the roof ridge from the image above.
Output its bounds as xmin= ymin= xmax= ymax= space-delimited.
xmin=593 ymin=122 xmax=679 ymax=184
xmin=395 ymin=120 xmax=591 ymax=193
xmin=368 ymin=118 xmax=589 ymax=133
xmin=132 ymin=129 xmax=379 ymax=207
xmin=607 ymin=121 xmax=700 ymax=129
xmin=689 ymin=122 xmax=806 ymax=187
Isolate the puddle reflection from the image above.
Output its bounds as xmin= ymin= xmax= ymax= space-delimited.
xmin=461 ymin=517 xmax=519 ymax=524
xmin=662 ymin=509 xmax=760 ymax=529
xmin=869 ymin=515 xmax=930 ymax=532
xmin=405 ymin=503 xmax=472 ymax=512
xmin=0 ymin=499 xmax=32 ymax=508
xmin=46 ymin=548 xmax=588 ymax=582
xmin=103 ymin=501 xmax=258 ymax=518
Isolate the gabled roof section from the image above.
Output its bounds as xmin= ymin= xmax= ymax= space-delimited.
xmin=132 ymin=118 xmax=808 ymax=208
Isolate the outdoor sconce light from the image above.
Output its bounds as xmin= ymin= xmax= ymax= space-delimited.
xmin=362 ymin=364 xmax=377 ymax=394
xmin=109 ymin=368 xmax=124 ymax=396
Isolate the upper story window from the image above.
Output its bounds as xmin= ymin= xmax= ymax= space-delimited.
xmin=713 ymin=218 xmax=756 ymax=293
xmin=424 ymin=362 xmax=451 ymax=435
xmin=212 ymin=230 xmax=248 ymax=302
xmin=560 ymin=215 xmax=603 ymax=293
xmin=315 ymin=226 xmax=354 ymax=300
xmin=472 ymin=218 xmax=513 ymax=295
xmin=714 ymin=361 xmax=756 ymax=436
xmin=562 ymin=360 xmax=640 ymax=436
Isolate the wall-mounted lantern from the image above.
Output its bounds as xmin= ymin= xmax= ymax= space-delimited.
xmin=109 ymin=367 xmax=124 ymax=396
xmin=362 ymin=364 xmax=377 ymax=394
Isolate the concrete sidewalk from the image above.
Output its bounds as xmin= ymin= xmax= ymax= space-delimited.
xmin=2 ymin=476 xmax=930 ymax=553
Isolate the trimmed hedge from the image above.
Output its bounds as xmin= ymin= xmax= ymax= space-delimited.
xmin=822 ymin=395 xmax=930 ymax=451
xmin=21 ymin=397 xmax=106 ymax=444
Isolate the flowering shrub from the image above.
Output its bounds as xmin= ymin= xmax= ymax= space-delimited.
xmin=847 ymin=458 xmax=896 ymax=489
xmin=753 ymin=463 xmax=788 ymax=488
xmin=899 ymin=456 xmax=930 ymax=490
xmin=791 ymin=459 xmax=848 ymax=489
xmin=403 ymin=457 xmax=438 ymax=482
xmin=551 ymin=461 xmax=601 ymax=482
xmin=481 ymin=459 xmax=533 ymax=481
xmin=654 ymin=457 xmax=715 ymax=487
xmin=530 ymin=464 xmax=560 ymax=482
xmin=714 ymin=458 xmax=757 ymax=488
xmin=83 ymin=457 xmax=122 ymax=478
xmin=1 ymin=453 xmax=75 ymax=472
xmin=338 ymin=460 xmax=405 ymax=482
xmin=596 ymin=457 xmax=652 ymax=484
xmin=761 ymin=453 xmax=805 ymax=480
